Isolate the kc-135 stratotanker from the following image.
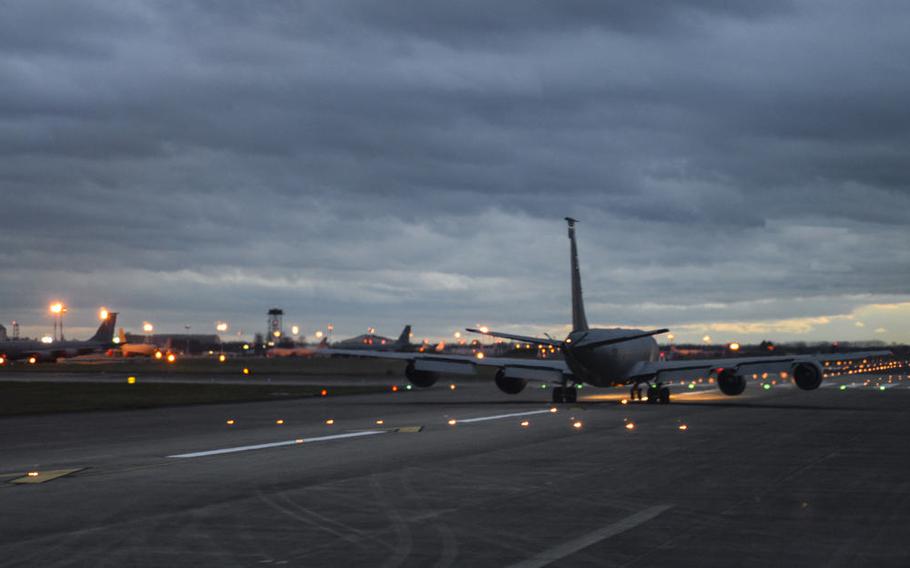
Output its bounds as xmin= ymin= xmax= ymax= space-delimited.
xmin=327 ymin=219 xmax=889 ymax=403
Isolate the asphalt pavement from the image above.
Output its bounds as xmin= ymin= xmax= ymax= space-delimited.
xmin=1 ymin=373 xmax=909 ymax=567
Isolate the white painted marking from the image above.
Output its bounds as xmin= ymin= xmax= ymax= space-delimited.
xmin=507 ymin=504 xmax=673 ymax=568
xmin=457 ymin=409 xmax=555 ymax=424
xmin=168 ymin=430 xmax=386 ymax=459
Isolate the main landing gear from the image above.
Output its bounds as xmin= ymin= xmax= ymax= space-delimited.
xmin=552 ymin=385 xmax=578 ymax=404
xmin=635 ymin=383 xmax=671 ymax=404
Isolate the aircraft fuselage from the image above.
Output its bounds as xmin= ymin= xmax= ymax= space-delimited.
xmin=564 ymin=328 xmax=659 ymax=387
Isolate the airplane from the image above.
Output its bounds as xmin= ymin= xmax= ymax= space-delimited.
xmin=116 ymin=328 xmax=163 ymax=358
xmin=326 ymin=219 xmax=891 ymax=403
xmin=332 ymin=325 xmax=414 ymax=352
xmin=267 ymin=336 xmax=330 ymax=358
xmin=0 ymin=312 xmax=118 ymax=364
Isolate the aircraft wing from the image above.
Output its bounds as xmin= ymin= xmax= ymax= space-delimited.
xmin=324 ymin=349 xmax=569 ymax=383
xmin=630 ymin=350 xmax=892 ymax=381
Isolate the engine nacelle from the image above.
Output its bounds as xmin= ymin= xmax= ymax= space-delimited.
xmin=792 ymin=362 xmax=822 ymax=390
xmin=717 ymin=368 xmax=746 ymax=396
xmin=405 ymin=362 xmax=438 ymax=388
xmin=494 ymin=369 xmax=528 ymax=394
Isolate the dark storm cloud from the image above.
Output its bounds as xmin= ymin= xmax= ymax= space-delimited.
xmin=1 ymin=1 xmax=909 ymax=341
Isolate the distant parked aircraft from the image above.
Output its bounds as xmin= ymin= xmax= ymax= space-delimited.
xmin=0 ymin=313 xmax=118 ymax=363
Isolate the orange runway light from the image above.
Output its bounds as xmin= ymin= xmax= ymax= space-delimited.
xmin=450 ymin=384 xmax=457 ymax=391
xmin=375 ymin=419 xmax=384 ymax=425
xmin=166 ymin=354 xmax=176 ymax=363
xmin=154 ymin=351 xmax=163 ymax=360
xmin=325 ymin=419 xmax=335 ymax=425
xmin=625 ymin=422 xmax=635 ymax=430
xmin=391 ymin=385 xmax=399 ymax=392
xmin=226 ymin=419 xmax=235 ymax=425
xmin=28 ymin=356 xmax=37 ymax=364
xmin=549 ymin=407 xmax=558 ymax=413
xmin=320 ymin=389 xmax=328 ymax=396
xmin=127 ymin=376 xmax=136 ymax=385
xmin=27 ymin=471 xmax=39 ymax=478
xmin=678 ymin=424 xmax=688 ymax=431
xmin=275 ymin=419 xmax=284 ymax=425
xmin=520 ymin=420 xmax=530 ymax=427
xmin=448 ymin=418 xmax=457 ymax=426
xmin=572 ymin=421 xmax=583 ymax=429
xmin=242 ymin=368 xmax=250 ymax=375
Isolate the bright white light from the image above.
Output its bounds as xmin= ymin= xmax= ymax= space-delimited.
xmin=40 ymin=335 xmax=53 ymax=344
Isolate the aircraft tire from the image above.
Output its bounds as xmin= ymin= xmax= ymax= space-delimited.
xmin=646 ymin=386 xmax=659 ymax=404
xmin=552 ymin=387 xmax=565 ymax=403
xmin=564 ymin=387 xmax=577 ymax=403
xmin=658 ymin=387 xmax=671 ymax=404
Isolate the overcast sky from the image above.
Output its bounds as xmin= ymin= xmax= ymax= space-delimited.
xmin=2 ymin=1 xmax=909 ymax=344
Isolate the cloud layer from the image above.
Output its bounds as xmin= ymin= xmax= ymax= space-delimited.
xmin=2 ymin=1 xmax=908 ymax=343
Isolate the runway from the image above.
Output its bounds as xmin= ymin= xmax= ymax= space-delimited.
xmin=2 ymin=374 xmax=909 ymax=567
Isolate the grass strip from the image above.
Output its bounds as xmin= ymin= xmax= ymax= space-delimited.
xmin=0 ymin=381 xmax=389 ymax=417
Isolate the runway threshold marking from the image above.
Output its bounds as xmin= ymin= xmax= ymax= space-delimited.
xmin=167 ymin=430 xmax=386 ymax=459
xmin=506 ymin=504 xmax=673 ymax=568
xmin=457 ymin=409 xmax=555 ymax=424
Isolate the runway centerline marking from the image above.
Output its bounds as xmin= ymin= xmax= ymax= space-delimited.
xmin=167 ymin=430 xmax=386 ymax=459
xmin=456 ymin=409 xmax=555 ymax=424
xmin=506 ymin=504 xmax=673 ymax=568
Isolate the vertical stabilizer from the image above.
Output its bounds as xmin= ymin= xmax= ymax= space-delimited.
xmin=90 ymin=312 xmax=118 ymax=343
xmin=565 ymin=218 xmax=589 ymax=332
xmin=395 ymin=325 xmax=412 ymax=347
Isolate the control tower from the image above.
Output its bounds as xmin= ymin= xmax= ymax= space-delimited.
xmin=267 ymin=308 xmax=284 ymax=341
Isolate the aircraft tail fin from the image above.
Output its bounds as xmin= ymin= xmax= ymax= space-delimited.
xmin=566 ymin=217 xmax=589 ymax=332
xmin=395 ymin=325 xmax=412 ymax=347
xmin=91 ymin=312 xmax=118 ymax=343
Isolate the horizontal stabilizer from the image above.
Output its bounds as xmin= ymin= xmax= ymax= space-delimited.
xmin=465 ymin=328 xmax=561 ymax=347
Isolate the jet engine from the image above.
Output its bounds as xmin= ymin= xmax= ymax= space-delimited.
xmin=494 ymin=369 xmax=528 ymax=394
xmin=792 ymin=362 xmax=823 ymax=390
xmin=405 ymin=362 xmax=438 ymax=388
xmin=717 ymin=368 xmax=746 ymax=396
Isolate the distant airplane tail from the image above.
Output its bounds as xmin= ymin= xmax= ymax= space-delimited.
xmin=90 ymin=312 xmax=118 ymax=343
xmin=395 ymin=325 xmax=412 ymax=347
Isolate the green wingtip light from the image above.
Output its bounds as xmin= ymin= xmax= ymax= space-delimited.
xmin=839 ymin=385 xmax=847 ymax=391
xmin=879 ymin=385 xmax=886 ymax=391
xmin=688 ymin=383 xmax=695 ymax=390
xmin=406 ymin=384 xmax=412 ymax=391
xmin=762 ymin=383 xmax=771 ymax=390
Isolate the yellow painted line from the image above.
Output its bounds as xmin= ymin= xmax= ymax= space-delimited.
xmin=395 ymin=426 xmax=424 ymax=433
xmin=10 ymin=468 xmax=85 ymax=485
